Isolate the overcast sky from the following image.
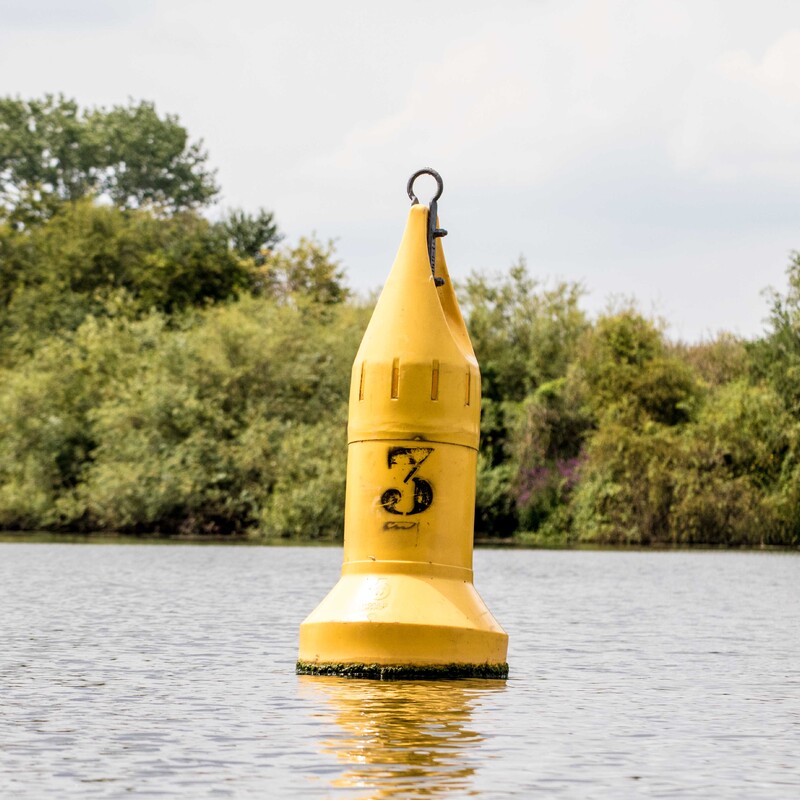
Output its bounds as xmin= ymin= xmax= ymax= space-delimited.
xmin=2 ymin=0 xmax=799 ymax=341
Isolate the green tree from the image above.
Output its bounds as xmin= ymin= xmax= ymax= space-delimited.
xmin=459 ymin=260 xmax=587 ymax=536
xmin=513 ymin=308 xmax=701 ymax=543
xmin=669 ymin=333 xmax=749 ymax=388
xmin=512 ymin=378 xmax=591 ymax=537
xmin=0 ymin=198 xmax=351 ymax=363
xmin=750 ymin=251 xmax=800 ymax=416
xmin=254 ymin=236 xmax=349 ymax=305
xmin=0 ymin=296 xmax=370 ymax=536
xmin=0 ymin=200 xmax=254 ymax=358
xmin=671 ymin=380 xmax=797 ymax=546
xmin=573 ymin=308 xmax=699 ymax=426
xmin=0 ymin=313 xmax=158 ymax=529
xmin=459 ymin=259 xmax=587 ymax=402
xmin=79 ymin=297 xmax=364 ymax=536
xmin=569 ymin=380 xmax=799 ymax=547
xmin=221 ymin=208 xmax=282 ymax=265
xmin=0 ymin=95 xmax=218 ymax=224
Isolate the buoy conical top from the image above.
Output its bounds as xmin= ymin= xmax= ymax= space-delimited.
xmin=347 ymin=203 xmax=479 ymax=448
xmin=297 ymin=169 xmax=508 ymax=679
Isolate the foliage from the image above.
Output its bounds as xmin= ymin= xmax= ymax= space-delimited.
xmin=750 ymin=251 xmax=800 ymax=416
xmin=569 ymin=413 xmax=680 ymax=545
xmin=512 ymin=378 xmax=590 ymax=534
xmin=461 ymin=261 xmax=588 ymax=535
xmin=0 ymin=297 xmax=368 ymax=537
xmin=0 ymin=315 xmax=151 ymax=528
xmin=569 ymin=382 xmax=798 ymax=546
xmin=459 ymin=259 xmax=587 ymax=402
xmin=0 ymin=200 xmax=251 ymax=358
xmin=669 ymin=333 xmax=749 ymax=387
xmin=2 ymin=244 xmax=799 ymax=546
xmin=258 ymin=422 xmax=347 ymax=540
xmin=499 ymin=295 xmax=799 ymax=548
xmin=474 ymin=453 xmax=516 ymax=536
xmin=1 ymin=94 xmax=798 ymax=546
xmin=253 ymin=237 xmax=349 ymax=305
xmin=0 ymin=95 xmax=218 ymax=224
xmin=573 ymin=307 xmax=700 ymax=426
xmin=221 ymin=208 xmax=282 ymax=265
xmin=0 ymin=200 xmax=354 ymax=364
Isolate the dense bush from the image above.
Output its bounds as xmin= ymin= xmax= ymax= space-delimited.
xmin=459 ymin=263 xmax=588 ymax=537
xmin=0 ymin=296 xmax=366 ymax=538
xmin=3 ymin=242 xmax=799 ymax=546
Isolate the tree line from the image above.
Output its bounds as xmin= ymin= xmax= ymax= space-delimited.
xmin=1 ymin=95 xmax=798 ymax=546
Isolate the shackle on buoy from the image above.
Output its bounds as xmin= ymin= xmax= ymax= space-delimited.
xmin=406 ymin=167 xmax=448 ymax=286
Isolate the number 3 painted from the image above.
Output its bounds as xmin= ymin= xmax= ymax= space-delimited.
xmin=380 ymin=447 xmax=434 ymax=515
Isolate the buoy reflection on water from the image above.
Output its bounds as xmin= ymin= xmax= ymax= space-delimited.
xmin=297 ymin=676 xmax=507 ymax=798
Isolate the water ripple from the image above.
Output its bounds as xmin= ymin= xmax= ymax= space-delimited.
xmin=0 ymin=544 xmax=798 ymax=798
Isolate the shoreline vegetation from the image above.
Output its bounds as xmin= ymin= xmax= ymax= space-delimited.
xmin=2 ymin=96 xmax=800 ymax=549
xmin=1 ymin=531 xmax=797 ymax=552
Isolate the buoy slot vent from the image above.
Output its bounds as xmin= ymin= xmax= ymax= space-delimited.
xmin=431 ymin=360 xmax=440 ymax=400
xmin=391 ymin=358 xmax=400 ymax=399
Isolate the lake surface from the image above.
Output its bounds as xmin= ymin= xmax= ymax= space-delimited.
xmin=0 ymin=544 xmax=797 ymax=798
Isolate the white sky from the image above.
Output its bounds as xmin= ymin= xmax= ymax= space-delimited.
xmin=2 ymin=0 xmax=799 ymax=341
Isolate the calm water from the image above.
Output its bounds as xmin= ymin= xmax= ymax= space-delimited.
xmin=0 ymin=544 xmax=797 ymax=798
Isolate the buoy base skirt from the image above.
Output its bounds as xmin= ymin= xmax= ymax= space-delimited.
xmin=297 ymin=570 xmax=508 ymax=679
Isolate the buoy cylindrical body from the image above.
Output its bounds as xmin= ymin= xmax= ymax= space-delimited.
xmin=297 ymin=200 xmax=508 ymax=679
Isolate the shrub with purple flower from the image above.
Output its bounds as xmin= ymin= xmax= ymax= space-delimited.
xmin=516 ymin=453 xmax=586 ymax=531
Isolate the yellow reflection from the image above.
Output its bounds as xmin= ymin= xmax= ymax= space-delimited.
xmin=299 ymin=676 xmax=506 ymax=799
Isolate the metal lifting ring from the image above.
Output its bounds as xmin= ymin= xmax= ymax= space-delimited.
xmin=406 ymin=168 xmax=447 ymax=285
xmin=407 ymin=168 xmax=444 ymax=205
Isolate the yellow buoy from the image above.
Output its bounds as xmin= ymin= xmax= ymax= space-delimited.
xmin=297 ymin=168 xmax=508 ymax=679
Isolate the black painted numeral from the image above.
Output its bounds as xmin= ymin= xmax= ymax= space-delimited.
xmin=380 ymin=447 xmax=434 ymax=516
